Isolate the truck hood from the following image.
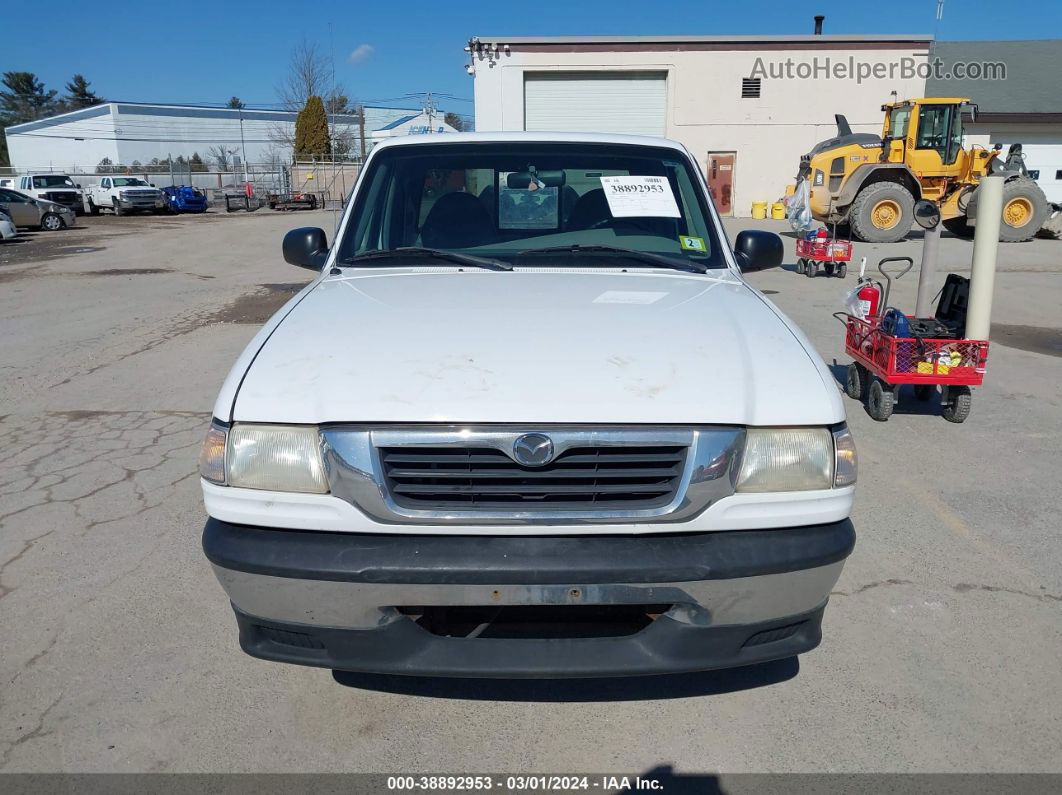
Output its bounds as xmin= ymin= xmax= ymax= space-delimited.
xmin=230 ymin=269 xmax=843 ymax=426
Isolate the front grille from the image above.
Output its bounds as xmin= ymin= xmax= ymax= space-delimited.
xmin=46 ymin=192 xmax=78 ymax=205
xmin=380 ymin=444 xmax=688 ymax=511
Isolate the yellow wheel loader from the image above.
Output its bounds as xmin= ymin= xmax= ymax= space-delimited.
xmin=794 ymin=98 xmax=1051 ymax=243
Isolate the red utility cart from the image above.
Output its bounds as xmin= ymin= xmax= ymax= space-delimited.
xmin=841 ymin=314 xmax=989 ymax=423
xmin=795 ymin=229 xmax=852 ymax=278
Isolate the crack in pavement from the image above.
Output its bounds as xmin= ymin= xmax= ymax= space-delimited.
xmin=832 ymin=578 xmax=1061 ymax=603
xmin=0 ymin=692 xmax=63 ymax=769
xmin=1 ymin=410 xmax=209 ymax=763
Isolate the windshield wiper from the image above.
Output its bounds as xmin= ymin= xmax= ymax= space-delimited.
xmin=340 ymin=247 xmax=512 ymax=271
xmin=515 ymin=244 xmax=707 ymax=274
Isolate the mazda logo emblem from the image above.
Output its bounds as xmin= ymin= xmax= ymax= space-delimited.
xmin=512 ymin=433 xmax=554 ymax=467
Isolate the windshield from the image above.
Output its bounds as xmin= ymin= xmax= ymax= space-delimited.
xmin=337 ymin=142 xmax=724 ymax=268
xmin=33 ymin=176 xmax=75 ymax=188
xmin=113 ymin=178 xmax=150 ymax=187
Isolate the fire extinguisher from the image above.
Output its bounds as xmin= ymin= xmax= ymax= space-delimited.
xmin=855 ymin=257 xmax=882 ymax=318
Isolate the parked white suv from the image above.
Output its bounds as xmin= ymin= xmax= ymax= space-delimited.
xmin=201 ymin=132 xmax=856 ymax=678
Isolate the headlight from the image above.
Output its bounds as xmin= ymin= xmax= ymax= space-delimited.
xmin=736 ymin=427 xmax=849 ymax=493
xmin=198 ymin=422 xmax=328 ymax=493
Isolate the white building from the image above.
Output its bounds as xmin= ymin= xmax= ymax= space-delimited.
xmin=369 ymin=111 xmax=459 ymax=143
xmin=4 ymin=102 xmax=420 ymax=173
xmin=468 ymin=31 xmax=933 ymax=215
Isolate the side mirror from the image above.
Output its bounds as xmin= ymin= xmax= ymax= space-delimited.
xmin=734 ymin=230 xmax=783 ymax=272
xmin=150 ymin=183 xmax=156 ymax=187
xmin=283 ymin=227 xmax=329 ymax=270
xmin=76 ymin=183 xmax=82 ymax=188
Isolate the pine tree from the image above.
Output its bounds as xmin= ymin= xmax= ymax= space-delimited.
xmin=189 ymin=152 xmax=208 ymax=172
xmin=227 ymin=96 xmax=245 ymax=109
xmin=64 ymin=74 xmax=102 ymax=110
xmin=1 ymin=72 xmax=58 ymax=124
xmin=294 ymin=95 xmax=330 ymax=160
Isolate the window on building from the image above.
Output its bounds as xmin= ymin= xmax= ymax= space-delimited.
xmin=741 ymin=78 xmax=761 ymax=99
xmin=1055 ymin=170 xmax=1062 ymax=180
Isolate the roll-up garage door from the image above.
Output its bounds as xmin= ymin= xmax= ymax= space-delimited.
xmin=524 ymin=72 xmax=667 ymax=136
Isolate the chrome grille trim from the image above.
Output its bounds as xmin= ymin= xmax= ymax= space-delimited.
xmin=321 ymin=426 xmax=744 ymax=525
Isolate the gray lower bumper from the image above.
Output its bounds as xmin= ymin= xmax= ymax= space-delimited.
xmin=203 ymin=518 xmax=853 ymax=677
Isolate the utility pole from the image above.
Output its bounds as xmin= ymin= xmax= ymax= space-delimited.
xmin=358 ymin=105 xmax=366 ymax=161
xmin=424 ymin=92 xmax=436 ymax=133
xmin=237 ymin=106 xmax=247 ymax=174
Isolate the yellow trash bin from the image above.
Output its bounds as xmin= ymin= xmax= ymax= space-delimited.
xmin=771 ymin=202 xmax=786 ymax=220
xmin=751 ymin=201 xmax=768 ymax=220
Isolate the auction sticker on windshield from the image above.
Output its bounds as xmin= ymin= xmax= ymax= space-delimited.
xmin=599 ymin=176 xmax=681 ymax=218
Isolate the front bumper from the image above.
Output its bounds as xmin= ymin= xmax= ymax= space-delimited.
xmin=118 ymin=198 xmax=161 ymax=209
xmin=203 ymin=518 xmax=854 ymax=678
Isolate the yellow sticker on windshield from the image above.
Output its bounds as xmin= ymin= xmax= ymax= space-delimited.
xmin=679 ymin=236 xmax=706 ymax=252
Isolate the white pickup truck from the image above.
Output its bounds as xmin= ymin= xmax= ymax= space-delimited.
xmin=84 ymin=176 xmax=167 ymax=215
xmin=9 ymin=173 xmax=84 ymax=215
xmin=200 ymin=132 xmax=857 ymax=679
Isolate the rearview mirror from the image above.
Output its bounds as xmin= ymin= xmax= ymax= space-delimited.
xmin=734 ymin=230 xmax=783 ymax=272
xmin=506 ymin=170 xmax=566 ymax=189
xmin=283 ymin=227 xmax=329 ymax=270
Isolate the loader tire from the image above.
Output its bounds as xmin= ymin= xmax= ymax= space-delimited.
xmin=849 ymin=181 xmax=915 ymax=243
xmin=999 ymin=178 xmax=1048 ymax=242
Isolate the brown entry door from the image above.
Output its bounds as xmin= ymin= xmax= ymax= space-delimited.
xmin=706 ymin=152 xmax=735 ymax=216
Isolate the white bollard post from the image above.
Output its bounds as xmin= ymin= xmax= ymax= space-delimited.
xmin=965 ymin=176 xmax=1004 ymax=340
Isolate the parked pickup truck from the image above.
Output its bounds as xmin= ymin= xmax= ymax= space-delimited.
xmin=200 ymin=132 xmax=857 ymax=679
xmin=84 ymin=176 xmax=167 ymax=215
xmin=10 ymin=173 xmax=84 ymax=214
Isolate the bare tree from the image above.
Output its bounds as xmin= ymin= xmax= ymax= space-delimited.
xmin=270 ymin=40 xmax=359 ymax=159
xmin=208 ymin=145 xmax=231 ymax=171
xmin=276 ymin=39 xmax=329 ymax=111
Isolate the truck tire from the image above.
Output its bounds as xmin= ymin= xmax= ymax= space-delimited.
xmin=112 ymin=198 xmax=126 ymax=217
xmin=998 ymin=178 xmax=1049 ymax=242
xmin=848 ymin=181 xmax=915 ymax=243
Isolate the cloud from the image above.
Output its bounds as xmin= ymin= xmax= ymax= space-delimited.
xmin=349 ymin=44 xmax=375 ymax=64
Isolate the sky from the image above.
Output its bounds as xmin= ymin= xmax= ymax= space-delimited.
xmin=5 ymin=0 xmax=1061 ymax=119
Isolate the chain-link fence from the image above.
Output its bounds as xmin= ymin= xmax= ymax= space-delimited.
xmin=4 ymin=158 xmax=367 ymax=210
